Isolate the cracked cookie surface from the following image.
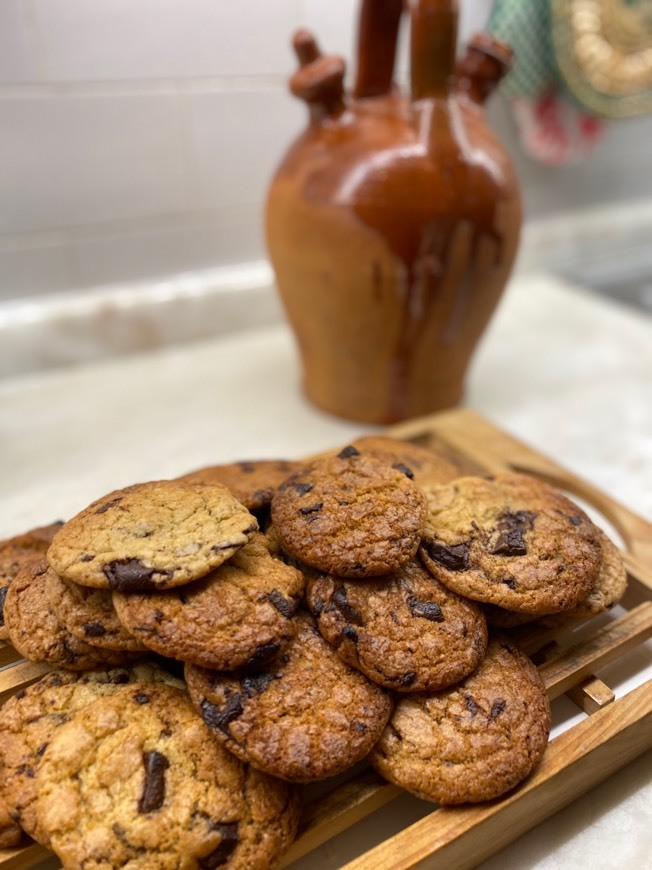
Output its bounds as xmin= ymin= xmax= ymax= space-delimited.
xmin=306 ymin=559 xmax=487 ymax=692
xmin=420 ymin=473 xmax=601 ymax=614
xmin=0 ymin=663 xmax=184 ymax=844
xmin=47 ymin=480 xmax=258 ymax=592
xmin=270 ymin=447 xmax=427 ymax=578
xmin=186 ymin=611 xmax=393 ymax=782
xmin=369 ymin=636 xmax=551 ymax=804
xmin=346 ymin=435 xmax=473 ymax=486
xmin=113 ymin=534 xmax=305 ymax=670
xmin=35 ymin=683 xmax=300 ymax=869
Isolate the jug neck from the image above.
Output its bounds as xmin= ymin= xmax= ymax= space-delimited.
xmin=410 ymin=0 xmax=459 ymax=102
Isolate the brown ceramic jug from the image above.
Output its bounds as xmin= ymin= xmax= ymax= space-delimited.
xmin=265 ymin=0 xmax=521 ymax=424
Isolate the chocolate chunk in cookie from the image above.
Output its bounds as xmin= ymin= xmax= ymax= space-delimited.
xmin=420 ymin=473 xmax=602 ymax=614
xmin=186 ymin=611 xmax=393 ymax=782
xmin=271 ymin=451 xmax=426 ymax=578
xmin=307 ymin=559 xmax=487 ymax=692
xmin=113 ymin=534 xmax=304 ymax=670
xmin=369 ymin=636 xmax=551 ymax=804
xmin=34 ymin=683 xmax=300 ymax=869
xmin=0 ymin=663 xmax=184 ymax=844
xmin=47 ymin=480 xmax=258 ymax=591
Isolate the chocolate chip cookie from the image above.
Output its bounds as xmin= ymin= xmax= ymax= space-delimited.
xmin=347 ymin=435 xmax=471 ymax=486
xmin=420 ymin=473 xmax=602 ymax=614
xmin=3 ymin=559 xmax=139 ymax=670
xmin=113 ymin=534 xmax=304 ymax=670
xmin=186 ymin=611 xmax=393 ymax=782
xmin=179 ymin=459 xmax=300 ymax=512
xmin=47 ymin=480 xmax=258 ymax=592
xmin=369 ymin=636 xmax=551 ymax=804
xmin=35 ymin=683 xmax=300 ymax=869
xmin=271 ymin=447 xmax=427 ymax=578
xmin=0 ymin=663 xmax=184 ymax=844
xmin=45 ymin=570 xmax=146 ymax=652
xmin=0 ymin=794 xmax=23 ymax=849
xmin=306 ymin=559 xmax=487 ymax=692
xmin=0 ymin=521 xmax=63 ymax=641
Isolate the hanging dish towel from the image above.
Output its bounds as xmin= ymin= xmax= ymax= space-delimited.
xmin=488 ymin=0 xmax=606 ymax=165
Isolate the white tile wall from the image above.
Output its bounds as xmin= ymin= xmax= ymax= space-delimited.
xmin=0 ymin=0 xmax=650 ymax=303
xmin=0 ymin=0 xmax=35 ymax=82
xmin=31 ymin=0 xmax=301 ymax=81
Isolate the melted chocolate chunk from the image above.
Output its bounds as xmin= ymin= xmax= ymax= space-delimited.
xmin=199 ymin=823 xmax=239 ymax=868
xmin=489 ymin=511 xmax=536 ymax=557
xmin=82 ymin=621 xmax=106 ymax=637
xmin=341 ymin=625 xmax=359 ymax=644
xmin=299 ymin=502 xmax=323 ymax=516
xmin=352 ymin=721 xmax=368 ymax=733
xmin=200 ymin=694 xmax=244 ymax=735
xmin=423 ymin=540 xmax=470 ymax=571
xmin=138 ymin=750 xmax=170 ymax=814
xmin=243 ymin=642 xmax=281 ymax=670
xmin=569 ymin=515 xmax=583 ymax=526
xmin=490 ymin=699 xmax=507 ymax=719
xmin=391 ymin=671 xmax=416 ymax=687
xmin=330 ymin=585 xmax=364 ymax=626
xmin=406 ymin=595 xmax=444 ymax=622
xmin=103 ymin=559 xmax=167 ymax=592
xmin=241 ymin=673 xmax=272 ymax=697
xmin=95 ymin=498 xmax=122 ymax=514
xmin=502 ymin=574 xmax=518 ymax=590
xmin=464 ymin=693 xmax=479 ymax=716
xmin=392 ymin=462 xmax=414 ymax=479
xmin=133 ymin=691 xmax=151 ymax=705
xmin=239 ymin=462 xmax=256 ymax=473
xmin=337 ymin=445 xmax=360 ymax=459
xmin=265 ymin=589 xmax=298 ymax=619
xmin=278 ymin=480 xmax=313 ymax=495
xmin=0 ymin=586 xmax=7 ymax=626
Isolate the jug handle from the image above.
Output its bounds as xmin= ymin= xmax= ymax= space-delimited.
xmin=410 ymin=0 xmax=459 ymax=102
xmin=353 ymin=0 xmax=405 ymax=99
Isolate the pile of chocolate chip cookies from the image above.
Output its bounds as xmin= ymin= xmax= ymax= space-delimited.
xmin=0 ymin=435 xmax=626 ymax=867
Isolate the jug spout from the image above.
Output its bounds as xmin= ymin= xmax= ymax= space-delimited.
xmin=456 ymin=33 xmax=513 ymax=105
xmin=290 ymin=29 xmax=346 ymax=122
xmin=410 ymin=0 xmax=459 ymax=102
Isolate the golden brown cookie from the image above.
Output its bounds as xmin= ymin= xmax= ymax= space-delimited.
xmin=0 ymin=794 xmax=23 ymax=849
xmin=47 ymin=480 xmax=258 ymax=592
xmin=113 ymin=534 xmax=305 ymax=670
xmin=179 ymin=459 xmax=300 ymax=511
xmin=0 ymin=521 xmax=63 ymax=641
xmin=35 ymin=683 xmax=300 ymax=869
xmin=186 ymin=611 xmax=393 ymax=782
xmin=45 ymin=570 xmax=146 ymax=652
xmin=0 ymin=663 xmax=184 ymax=844
xmin=420 ymin=473 xmax=602 ymax=614
xmin=306 ymin=559 xmax=487 ymax=692
xmin=347 ymin=434 xmax=470 ymax=486
xmin=270 ymin=446 xmax=427 ymax=578
xmin=3 ymin=559 xmax=139 ymax=670
xmin=369 ymin=636 xmax=551 ymax=804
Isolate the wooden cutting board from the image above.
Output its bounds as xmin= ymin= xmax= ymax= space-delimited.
xmin=2 ymin=408 xmax=651 ymax=870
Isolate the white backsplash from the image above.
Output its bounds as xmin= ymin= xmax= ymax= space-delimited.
xmin=1 ymin=0 xmax=651 ymax=303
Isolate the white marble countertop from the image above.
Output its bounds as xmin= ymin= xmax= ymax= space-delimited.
xmin=1 ymin=272 xmax=651 ymax=868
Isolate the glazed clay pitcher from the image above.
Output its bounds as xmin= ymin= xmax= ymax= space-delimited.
xmin=265 ymin=0 xmax=521 ymax=424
